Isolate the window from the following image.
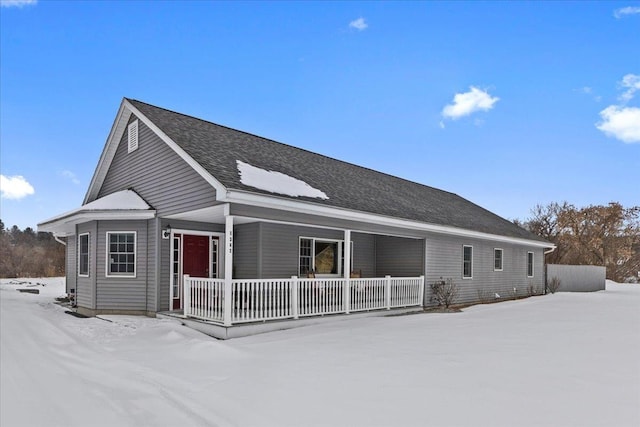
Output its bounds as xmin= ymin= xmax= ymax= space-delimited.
xmin=172 ymin=235 xmax=181 ymax=298
xmin=494 ymin=248 xmax=503 ymax=271
xmin=527 ymin=251 xmax=534 ymax=277
xmin=463 ymin=245 xmax=473 ymax=278
xmin=210 ymin=237 xmax=218 ymax=278
xmin=299 ymin=237 xmax=353 ymax=276
xmin=106 ymin=232 xmax=136 ymax=277
xmin=128 ymin=120 xmax=139 ymax=153
xmin=299 ymin=238 xmax=313 ymax=275
xmin=78 ymin=233 xmax=89 ymax=277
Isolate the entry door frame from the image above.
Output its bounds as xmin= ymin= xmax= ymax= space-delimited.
xmin=169 ymin=228 xmax=224 ymax=311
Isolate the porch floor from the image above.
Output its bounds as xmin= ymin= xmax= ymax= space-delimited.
xmin=157 ymin=306 xmax=424 ymax=340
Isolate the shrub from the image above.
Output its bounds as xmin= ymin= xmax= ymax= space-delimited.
xmin=476 ymin=288 xmax=492 ymax=304
xmin=548 ymin=276 xmax=562 ymax=294
xmin=430 ymin=277 xmax=459 ymax=308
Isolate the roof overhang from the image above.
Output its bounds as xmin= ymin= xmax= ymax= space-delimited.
xmin=222 ymin=189 xmax=555 ymax=249
xmin=38 ymin=190 xmax=156 ymax=237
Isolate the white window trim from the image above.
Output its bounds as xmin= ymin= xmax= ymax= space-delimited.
xmin=527 ymin=251 xmax=534 ymax=278
xmin=170 ymin=234 xmax=182 ymax=309
xmin=105 ymin=231 xmax=137 ymax=278
xmin=494 ymin=248 xmax=504 ymax=272
xmin=169 ymin=229 xmax=224 ymax=311
xmin=299 ymin=236 xmax=353 ymax=278
xmin=462 ymin=245 xmax=473 ymax=279
xmin=127 ymin=119 xmax=139 ymax=153
xmin=78 ymin=233 xmax=90 ymax=278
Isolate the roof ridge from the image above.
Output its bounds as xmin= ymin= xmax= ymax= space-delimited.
xmin=126 ymin=97 xmax=459 ymax=197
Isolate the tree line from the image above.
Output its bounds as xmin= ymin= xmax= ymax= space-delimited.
xmin=515 ymin=202 xmax=640 ymax=283
xmin=0 ymin=220 xmax=65 ymax=278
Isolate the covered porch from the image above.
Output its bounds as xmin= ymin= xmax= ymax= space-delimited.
xmin=162 ymin=203 xmax=427 ymax=331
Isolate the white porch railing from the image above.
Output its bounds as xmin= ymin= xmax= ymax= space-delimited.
xmin=183 ymin=275 xmax=424 ymax=325
xmin=183 ymin=277 xmax=225 ymax=322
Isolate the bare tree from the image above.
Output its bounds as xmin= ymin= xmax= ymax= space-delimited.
xmin=520 ymin=203 xmax=640 ymax=282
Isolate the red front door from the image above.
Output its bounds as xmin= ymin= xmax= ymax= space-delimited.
xmin=183 ymin=235 xmax=210 ymax=278
xmin=173 ymin=235 xmax=210 ymax=310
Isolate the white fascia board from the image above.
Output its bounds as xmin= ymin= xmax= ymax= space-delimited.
xmin=84 ymin=100 xmax=132 ymax=204
xmin=225 ymin=190 xmax=555 ymax=249
xmin=124 ymin=100 xmax=227 ymax=196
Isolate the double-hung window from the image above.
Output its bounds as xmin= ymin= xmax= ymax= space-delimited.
xmin=527 ymin=251 xmax=534 ymax=277
xmin=462 ymin=245 xmax=473 ymax=278
xmin=106 ymin=232 xmax=136 ymax=277
xmin=78 ymin=233 xmax=89 ymax=277
xmin=494 ymin=248 xmax=503 ymax=271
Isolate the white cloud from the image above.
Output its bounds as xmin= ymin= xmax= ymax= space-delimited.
xmin=0 ymin=175 xmax=35 ymax=199
xmin=0 ymin=0 xmax=37 ymax=8
xmin=441 ymin=86 xmax=499 ymax=121
xmin=60 ymin=170 xmax=80 ymax=185
xmin=349 ymin=17 xmax=368 ymax=31
xmin=613 ymin=6 xmax=640 ymax=18
xmin=596 ymin=106 xmax=640 ymax=143
xmin=619 ymin=73 xmax=640 ymax=103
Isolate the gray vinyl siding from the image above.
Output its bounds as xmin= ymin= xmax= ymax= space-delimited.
xmin=260 ymin=223 xmax=343 ymax=278
xmin=256 ymin=223 xmax=376 ymax=279
xmin=76 ymin=222 xmax=97 ymax=309
xmin=234 ymin=222 xmax=259 ymax=279
xmin=96 ymin=116 xmax=216 ymax=216
xmin=66 ymin=235 xmax=76 ymax=295
xmin=158 ymin=219 xmax=224 ymax=311
xmin=424 ymin=234 xmax=545 ymax=306
xmin=375 ymin=236 xmax=424 ymax=277
xmin=352 ymin=232 xmax=375 ymax=277
xmin=95 ymin=220 xmax=148 ymax=311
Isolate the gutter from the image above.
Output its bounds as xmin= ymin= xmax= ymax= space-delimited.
xmin=543 ymin=246 xmax=557 ymax=294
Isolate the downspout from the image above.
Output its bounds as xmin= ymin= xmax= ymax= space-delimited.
xmin=54 ymin=235 xmax=67 ymax=246
xmin=543 ymin=246 xmax=556 ymax=294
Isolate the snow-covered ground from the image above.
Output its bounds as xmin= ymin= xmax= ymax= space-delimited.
xmin=1 ymin=278 xmax=638 ymax=427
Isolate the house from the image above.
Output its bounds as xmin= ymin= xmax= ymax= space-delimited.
xmin=39 ymin=98 xmax=554 ymax=338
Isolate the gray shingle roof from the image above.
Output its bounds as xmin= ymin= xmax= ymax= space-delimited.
xmin=128 ymin=99 xmax=547 ymax=243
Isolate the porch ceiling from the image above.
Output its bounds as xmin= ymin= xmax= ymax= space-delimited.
xmin=163 ymin=205 xmax=256 ymax=225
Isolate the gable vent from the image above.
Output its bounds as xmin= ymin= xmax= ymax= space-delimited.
xmin=127 ymin=120 xmax=139 ymax=153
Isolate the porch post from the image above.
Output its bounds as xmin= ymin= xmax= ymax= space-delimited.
xmin=385 ymin=275 xmax=392 ymax=310
xmin=223 ymin=214 xmax=234 ymax=326
xmin=291 ymin=276 xmax=299 ymax=319
xmin=183 ymin=275 xmax=191 ymax=317
xmin=344 ymin=229 xmax=351 ymax=314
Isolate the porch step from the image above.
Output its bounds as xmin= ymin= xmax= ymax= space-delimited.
xmin=157 ymin=306 xmax=423 ymax=340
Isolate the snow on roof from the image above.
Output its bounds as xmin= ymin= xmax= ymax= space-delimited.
xmin=237 ymin=160 xmax=329 ymax=200
xmin=38 ymin=189 xmax=153 ymax=230
xmin=81 ymin=189 xmax=151 ymax=211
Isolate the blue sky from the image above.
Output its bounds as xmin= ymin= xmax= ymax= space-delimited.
xmin=1 ymin=0 xmax=639 ymax=230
